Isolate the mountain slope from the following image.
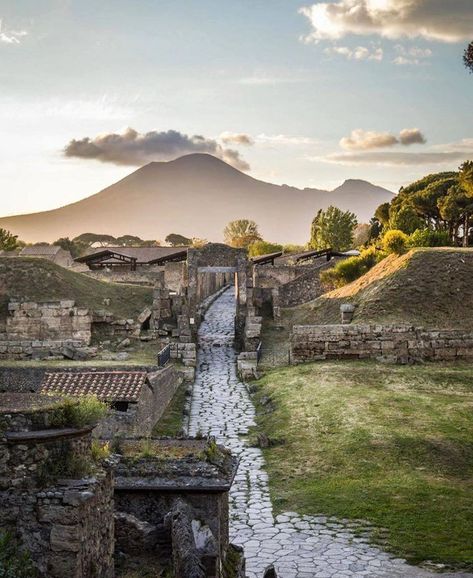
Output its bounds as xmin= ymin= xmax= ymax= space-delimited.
xmin=0 ymin=154 xmax=393 ymax=243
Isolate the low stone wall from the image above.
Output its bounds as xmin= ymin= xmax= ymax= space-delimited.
xmin=85 ymin=265 xmax=164 ymax=286
xmin=291 ymin=323 xmax=473 ymax=364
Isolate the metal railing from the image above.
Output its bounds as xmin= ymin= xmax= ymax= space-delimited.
xmin=157 ymin=344 xmax=171 ymax=367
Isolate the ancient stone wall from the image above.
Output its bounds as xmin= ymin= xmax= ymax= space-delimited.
xmin=291 ymin=324 xmax=473 ymax=364
xmin=85 ymin=266 xmax=163 ymax=286
xmin=0 ymin=396 xmax=114 ymax=578
xmin=95 ymin=365 xmax=183 ymax=438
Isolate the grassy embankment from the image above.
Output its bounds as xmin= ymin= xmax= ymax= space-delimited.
xmin=253 ymin=360 xmax=473 ymax=568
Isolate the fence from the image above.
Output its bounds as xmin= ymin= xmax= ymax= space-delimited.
xmin=157 ymin=344 xmax=171 ymax=367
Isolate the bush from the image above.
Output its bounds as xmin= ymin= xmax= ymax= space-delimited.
xmin=321 ymin=246 xmax=382 ymax=288
xmin=248 ymin=240 xmax=283 ymax=257
xmin=50 ymin=395 xmax=108 ymax=429
xmin=408 ymin=228 xmax=452 ymax=247
xmin=0 ymin=532 xmax=37 ymax=578
xmin=382 ymin=229 xmax=409 ymax=255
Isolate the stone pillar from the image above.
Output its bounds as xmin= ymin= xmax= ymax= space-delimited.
xmin=340 ymin=303 xmax=356 ymax=324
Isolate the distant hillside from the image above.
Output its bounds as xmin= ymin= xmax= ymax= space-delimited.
xmin=0 ymin=154 xmax=393 ymax=244
xmin=284 ymin=248 xmax=473 ymax=329
xmin=0 ymin=257 xmax=152 ymax=322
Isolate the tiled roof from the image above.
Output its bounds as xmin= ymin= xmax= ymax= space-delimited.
xmin=40 ymin=371 xmax=148 ymax=402
xmin=21 ymin=245 xmax=62 ymax=256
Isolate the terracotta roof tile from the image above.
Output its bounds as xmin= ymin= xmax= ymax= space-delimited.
xmin=40 ymin=371 xmax=148 ymax=402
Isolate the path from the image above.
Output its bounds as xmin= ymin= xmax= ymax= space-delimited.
xmin=188 ymin=289 xmax=472 ymax=578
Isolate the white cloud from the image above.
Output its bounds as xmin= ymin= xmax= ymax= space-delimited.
xmin=340 ymin=128 xmax=426 ymax=150
xmin=220 ymin=132 xmax=254 ymax=146
xmin=393 ymin=44 xmax=432 ymax=65
xmin=0 ymin=19 xmax=27 ymax=44
xmin=324 ymin=44 xmax=383 ymax=60
xmin=300 ymin=0 xmax=473 ymax=43
xmin=256 ymin=134 xmax=319 ymax=146
xmin=320 ymin=150 xmax=473 ymax=166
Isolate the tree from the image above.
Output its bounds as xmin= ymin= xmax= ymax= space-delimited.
xmin=53 ymin=237 xmax=87 ymax=258
xmin=309 ymin=206 xmax=357 ymax=251
xmin=464 ymin=41 xmax=473 ymax=73
xmin=116 ymin=235 xmax=144 ymax=247
xmin=352 ymin=224 xmax=371 ymax=248
xmin=223 ymin=219 xmax=262 ymax=248
xmin=248 ymin=240 xmax=283 ymax=257
xmin=374 ymin=202 xmax=391 ymax=227
xmin=165 ymin=233 xmax=193 ymax=247
xmin=72 ymin=233 xmax=117 ymax=247
xmin=191 ymin=238 xmax=208 ymax=248
xmin=0 ymin=228 xmax=18 ymax=251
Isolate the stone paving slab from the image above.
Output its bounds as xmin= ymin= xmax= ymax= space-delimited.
xmin=188 ymin=290 xmax=473 ymax=578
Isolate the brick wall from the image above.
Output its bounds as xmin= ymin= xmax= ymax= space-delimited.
xmin=291 ymin=324 xmax=473 ymax=364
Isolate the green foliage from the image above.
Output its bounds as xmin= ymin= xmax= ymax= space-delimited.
xmin=115 ymin=235 xmax=144 ymax=247
xmin=382 ymin=229 xmax=409 ymax=255
xmin=50 ymin=395 xmax=108 ymax=429
xmin=282 ymin=244 xmax=306 ymax=254
xmin=321 ymin=247 xmax=381 ymax=288
xmin=165 ymin=233 xmax=193 ymax=247
xmin=389 ymin=205 xmax=424 ymax=234
xmin=0 ymin=229 xmax=18 ymax=252
xmin=0 ymin=532 xmax=37 ymax=578
xmin=374 ymin=202 xmax=390 ymax=227
xmin=72 ymin=232 xmax=117 ymax=247
xmin=53 ymin=237 xmax=87 ymax=258
xmin=223 ymin=219 xmax=262 ymax=248
xmin=460 ymin=160 xmax=473 ymax=196
xmin=248 ymin=240 xmax=283 ymax=257
xmin=464 ymin=41 xmax=473 ymax=74
xmin=408 ymin=229 xmax=452 ymax=248
xmin=91 ymin=439 xmax=111 ymax=462
xmin=309 ymin=206 xmax=357 ymax=251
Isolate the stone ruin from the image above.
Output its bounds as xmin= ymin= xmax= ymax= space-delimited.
xmin=0 ymin=393 xmax=246 ymax=578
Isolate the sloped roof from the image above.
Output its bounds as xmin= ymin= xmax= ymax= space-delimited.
xmin=21 ymin=245 xmax=62 ymax=256
xmin=77 ymin=246 xmax=188 ymax=265
xmin=40 ymin=371 xmax=148 ymax=402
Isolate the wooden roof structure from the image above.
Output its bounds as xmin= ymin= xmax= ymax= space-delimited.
xmin=250 ymin=251 xmax=283 ymax=266
xmin=75 ymin=246 xmax=188 ymax=270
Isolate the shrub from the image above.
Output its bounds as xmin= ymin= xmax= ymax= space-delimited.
xmin=382 ymin=229 xmax=409 ymax=255
xmin=50 ymin=395 xmax=108 ymax=429
xmin=91 ymin=440 xmax=111 ymax=462
xmin=321 ymin=247 xmax=382 ymax=288
xmin=248 ymin=240 xmax=283 ymax=257
xmin=0 ymin=532 xmax=37 ymax=578
xmin=408 ymin=228 xmax=452 ymax=247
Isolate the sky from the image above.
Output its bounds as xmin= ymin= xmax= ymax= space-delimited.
xmin=1 ymin=0 xmax=472 ymax=217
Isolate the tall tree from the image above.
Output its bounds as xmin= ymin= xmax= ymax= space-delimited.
xmin=0 ymin=228 xmax=18 ymax=251
xmin=309 ymin=206 xmax=357 ymax=251
xmin=72 ymin=233 xmax=117 ymax=247
xmin=53 ymin=237 xmax=87 ymax=258
xmin=165 ymin=233 xmax=193 ymax=247
xmin=223 ymin=219 xmax=262 ymax=248
xmin=115 ymin=235 xmax=144 ymax=247
xmin=464 ymin=41 xmax=473 ymax=73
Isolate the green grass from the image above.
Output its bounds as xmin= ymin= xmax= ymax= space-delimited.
xmin=152 ymin=383 xmax=188 ymax=437
xmin=0 ymin=257 xmax=152 ymax=322
xmin=252 ymin=360 xmax=473 ymax=568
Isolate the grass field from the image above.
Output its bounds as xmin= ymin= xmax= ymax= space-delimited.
xmin=252 ymin=360 xmax=473 ymax=568
xmin=0 ymin=257 xmax=152 ymax=322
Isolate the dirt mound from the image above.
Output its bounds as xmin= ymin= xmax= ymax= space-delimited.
xmin=0 ymin=257 xmax=152 ymax=323
xmin=284 ymin=248 xmax=473 ymax=329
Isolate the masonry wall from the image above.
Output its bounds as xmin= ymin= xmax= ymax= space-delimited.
xmin=86 ymin=265 xmax=163 ymax=286
xmin=291 ymin=324 xmax=473 ymax=364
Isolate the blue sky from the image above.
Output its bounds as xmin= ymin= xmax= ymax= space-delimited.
xmin=1 ymin=0 xmax=472 ymax=216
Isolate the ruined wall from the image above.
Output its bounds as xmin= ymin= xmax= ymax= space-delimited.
xmin=291 ymin=324 xmax=473 ymax=364
xmin=95 ymin=365 xmax=183 ymax=438
xmin=164 ymin=261 xmax=187 ymax=293
xmin=0 ymin=400 xmax=114 ymax=578
xmin=85 ymin=265 xmax=163 ymax=286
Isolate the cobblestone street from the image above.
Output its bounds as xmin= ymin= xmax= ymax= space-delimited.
xmin=188 ymin=289 xmax=472 ymax=578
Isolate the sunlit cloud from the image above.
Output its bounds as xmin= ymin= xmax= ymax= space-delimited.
xmin=300 ymin=0 xmax=473 ymax=43
xmin=393 ymin=44 xmax=433 ymax=65
xmin=324 ymin=45 xmax=383 ymax=61
xmin=64 ymin=127 xmax=250 ymax=171
xmin=220 ymin=132 xmax=254 ymax=146
xmin=0 ymin=19 xmax=27 ymax=44
xmin=340 ymin=128 xmax=426 ymax=150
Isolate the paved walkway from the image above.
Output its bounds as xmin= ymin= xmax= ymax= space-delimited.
xmin=188 ymin=290 xmax=472 ymax=578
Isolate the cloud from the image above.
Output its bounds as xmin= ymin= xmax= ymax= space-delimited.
xmin=340 ymin=129 xmax=399 ymax=150
xmin=318 ymin=150 xmax=473 ymax=166
xmin=393 ymin=44 xmax=432 ymax=64
xmin=256 ymin=134 xmax=319 ymax=146
xmin=324 ymin=45 xmax=383 ymax=61
xmin=340 ymin=128 xmax=426 ymax=150
xmin=220 ymin=132 xmax=254 ymax=146
xmin=0 ymin=19 xmax=27 ymax=44
xmin=64 ymin=128 xmax=250 ymax=171
xmin=299 ymin=0 xmax=473 ymax=43
xmin=399 ymin=128 xmax=426 ymax=145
